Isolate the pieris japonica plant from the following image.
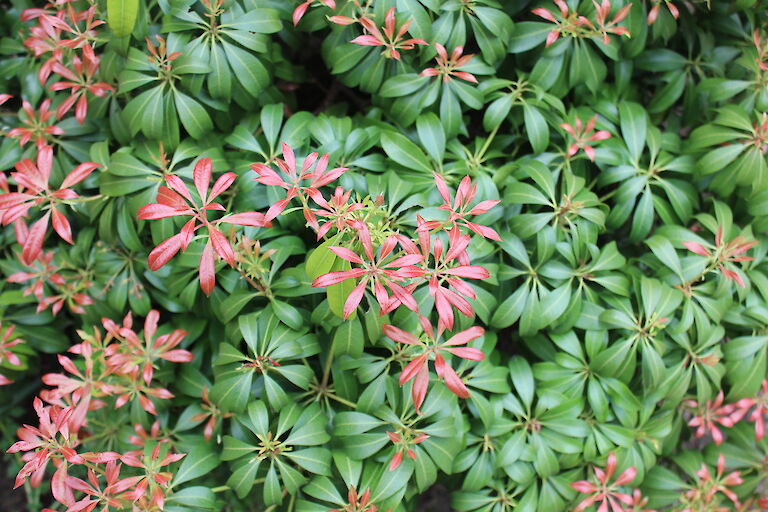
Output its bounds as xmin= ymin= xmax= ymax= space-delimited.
xmin=2 ymin=0 xmax=768 ymax=511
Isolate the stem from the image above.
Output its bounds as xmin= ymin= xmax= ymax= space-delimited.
xmin=327 ymin=392 xmax=357 ymax=409
xmin=236 ymin=265 xmax=269 ymax=295
xmin=477 ymin=123 xmax=501 ymax=161
xmin=321 ymin=337 xmax=335 ymax=388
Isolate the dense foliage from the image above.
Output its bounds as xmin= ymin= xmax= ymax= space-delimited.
xmin=1 ymin=0 xmax=768 ymax=511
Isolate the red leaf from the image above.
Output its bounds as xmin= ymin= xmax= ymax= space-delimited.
xmin=160 ymin=349 xmax=194 ymax=363
xmin=411 ymin=363 xmax=429 ymax=412
xmin=682 ymin=241 xmax=710 ymax=257
xmin=147 ymin=233 xmax=183 ymax=271
xmin=435 ymin=354 xmax=469 ymax=398
xmin=75 ymin=94 xmax=88 ymax=124
xmin=164 ymin=175 xmax=194 ymax=204
xmin=570 ymin=481 xmax=598 ymax=493
xmin=614 ymin=466 xmax=637 ymax=486
xmin=199 ymin=241 xmax=216 ymax=296
xmin=22 ymin=212 xmax=50 ymax=265
xmin=37 ymin=145 xmax=53 ymax=186
xmin=383 ymin=324 xmax=418 ymax=345
xmin=399 ymin=353 xmax=428 ymax=385
xmin=180 ymin=218 xmax=196 ymax=250
xmin=389 ymin=450 xmax=402 ymax=471
xmin=50 ymin=206 xmax=73 ymax=244
xmin=137 ymin=203 xmax=187 ymax=220
xmin=443 ymin=326 xmax=485 ymax=346
xmin=219 ymin=211 xmax=271 ymax=227
xmin=193 ymin=158 xmax=212 ymax=202
xmin=443 ymin=346 xmax=484 ymax=361
xmin=532 ymin=7 xmax=556 ymax=21
xmin=328 ymin=246 xmax=365 ymax=264
xmin=52 ymin=464 xmax=75 ymax=506
xmin=343 ymin=279 xmax=367 ymax=318
xmin=312 ymin=269 xmax=366 ymax=288
xmin=293 ymin=1 xmax=309 ymax=25
xmin=0 ymin=192 xmax=34 ymax=210
xmin=61 ymin=162 xmax=99 ymax=189
xmin=208 ymin=172 xmax=236 ymax=203
xmin=350 ymin=35 xmax=383 ymax=46
xmin=209 ymin=226 xmax=235 ymax=266
xmin=453 ymin=71 xmax=477 ymax=83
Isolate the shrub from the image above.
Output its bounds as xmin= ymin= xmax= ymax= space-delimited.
xmin=1 ymin=0 xmax=768 ymax=511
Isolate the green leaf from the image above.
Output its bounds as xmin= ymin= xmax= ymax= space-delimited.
xmin=208 ymin=44 xmax=232 ymax=100
xmin=334 ymin=412 xmax=383 ymax=435
xmin=223 ymin=8 xmax=281 ymax=33
xmin=508 ymin=22 xmax=552 ymax=53
xmin=380 ymin=73 xmax=428 ymax=98
xmin=222 ymin=41 xmax=269 ymax=96
xmin=227 ymin=458 xmax=261 ymax=498
xmin=646 ymin=236 xmax=683 ymax=281
xmin=490 ymin=285 xmax=528 ymax=329
xmin=303 ymin=476 xmax=345 ymax=506
xmin=261 ymin=103 xmax=283 ymax=150
xmin=522 ymin=103 xmax=549 ymax=154
xmin=271 ymin=299 xmax=303 ymax=330
xmin=327 ymin=257 xmax=356 ymax=319
xmin=107 ymin=0 xmax=139 ymax=37
xmin=123 ymin=86 xmax=162 ymax=136
xmin=416 ymin=113 xmax=446 ymax=163
xmin=141 ymin=87 xmax=166 ymax=140
xmin=649 ymin=71 xmax=686 ymax=113
xmin=263 ymin=464 xmax=282 ymax=505
xmin=306 ymin=235 xmax=341 ymax=280
xmin=380 ymin=131 xmax=433 ymax=173
xmin=499 ymin=430 xmax=526 ymax=466
xmin=333 ymin=316 xmax=364 ymax=358
xmin=285 ymin=448 xmax=331 ymax=475
xmin=506 ymin=181 xmax=551 ymax=206
xmin=209 ymin=372 xmax=252 ymax=413
xmin=221 ymin=436 xmax=256 ymax=461
xmin=168 ymin=487 xmax=216 ymax=509
xmin=629 ymin=187 xmax=653 ymax=242
xmin=619 ymin=102 xmax=647 ymax=163
xmin=440 ymin=85 xmax=462 ymax=136
xmin=698 ymin=144 xmax=746 ymax=176
xmin=174 ymin=91 xmax=212 ymax=139
xmin=173 ymin=445 xmax=220 ymax=486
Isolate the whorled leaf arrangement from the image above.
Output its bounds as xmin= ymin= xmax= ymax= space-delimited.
xmin=0 ymin=1 xmax=767 ymax=512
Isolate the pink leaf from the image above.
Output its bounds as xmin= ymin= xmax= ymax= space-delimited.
xmin=50 ymin=207 xmax=72 ymax=244
xmin=682 ymin=241 xmax=710 ymax=257
xmin=147 ymin=233 xmax=183 ymax=271
xmin=137 ymin=203 xmax=187 ymax=220
xmin=443 ymin=347 xmax=484 ymax=361
xmin=435 ymin=353 xmax=469 ymax=398
xmin=328 ymin=246 xmax=365 ymax=264
xmin=292 ymin=1 xmax=309 ymax=25
xmin=383 ymin=324 xmax=418 ymax=345
xmin=343 ymin=279 xmax=367 ymax=318
xmin=208 ymin=172 xmax=236 ymax=203
xmin=312 ymin=269 xmax=366 ymax=288
xmin=220 ymin=211 xmax=271 ymax=227
xmin=193 ymin=158 xmax=212 ymax=203
xmin=209 ymin=226 xmax=235 ymax=266
xmin=443 ymin=326 xmax=485 ymax=346
xmin=22 ymin=212 xmax=50 ymax=265
xmin=61 ymin=162 xmax=99 ymax=189
xmin=199 ymin=241 xmax=216 ymax=296
xmin=350 ymin=35 xmax=383 ymax=46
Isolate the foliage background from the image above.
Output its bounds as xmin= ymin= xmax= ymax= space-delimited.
xmin=1 ymin=0 xmax=768 ymax=511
